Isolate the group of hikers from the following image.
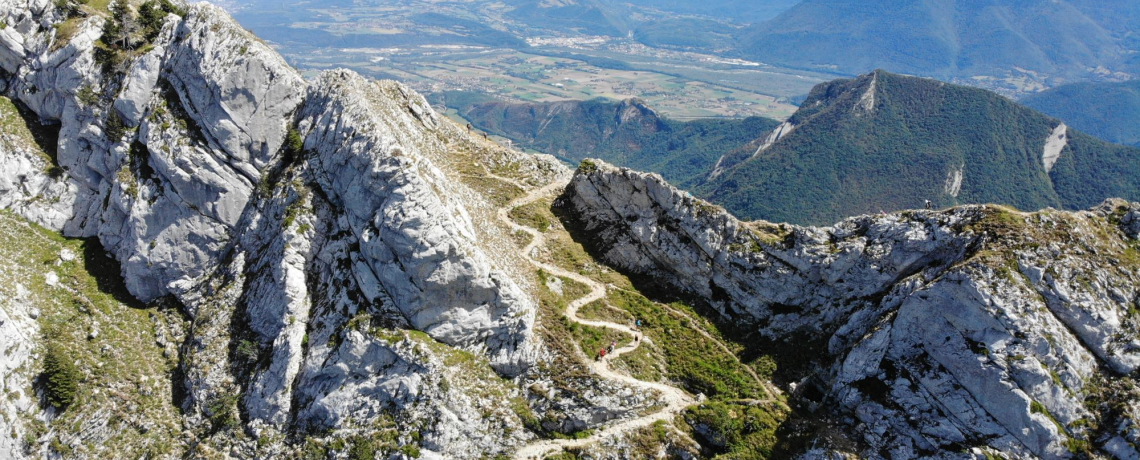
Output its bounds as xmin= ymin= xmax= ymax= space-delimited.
xmin=467 ymin=123 xmax=489 ymax=140
xmin=596 ymin=319 xmax=643 ymax=361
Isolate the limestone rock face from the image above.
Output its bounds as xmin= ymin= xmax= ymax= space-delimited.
xmin=562 ymin=160 xmax=1140 ymax=460
xmin=0 ymin=280 xmax=37 ymax=460
xmin=0 ymin=106 xmax=75 ymax=229
xmin=298 ymin=71 xmax=539 ymax=376
xmin=1120 ymin=202 xmax=1140 ymax=239
xmin=0 ymin=2 xmax=563 ymax=457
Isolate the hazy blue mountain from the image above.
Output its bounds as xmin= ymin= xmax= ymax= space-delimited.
xmin=502 ymin=0 xmax=633 ymax=37
xmin=1022 ymin=80 xmax=1140 ymax=147
xmin=739 ymin=0 xmax=1139 ymax=83
xmin=620 ymin=0 xmax=800 ymax=22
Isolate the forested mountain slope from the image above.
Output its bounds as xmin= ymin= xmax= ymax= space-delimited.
xmin=701 ymin=70 xmax=1140 ymax=225
xmin=1023 ymin=80 xmax=1140 ymax=148
xmin=453 ymin=96 xmax=779 ymax=188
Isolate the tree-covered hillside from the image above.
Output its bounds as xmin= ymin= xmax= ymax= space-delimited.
xmin=700 ymin=70 xmax=1140 ymax=225
xmin=1022 ymin=80 xmax=1140 ymax=147
xmin=449 ymin=95 xmax=780 ymax=188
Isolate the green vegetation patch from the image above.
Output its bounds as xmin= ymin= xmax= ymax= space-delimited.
xmin=605 ymin=289 xmax=767 ymax=400
xmin=568 ymin=321 xmax=631 ymax=359
xmin=543 ymin=233 xmax=631 ymax=288
xmin=613 ymin=342 xmax=664 ymax=383
xmin=577 ymin=299 xmax=634 ymax=325
xmin=964 ymin=205 xmax=1028 ymax=240
xmin=684 ymin=401 xmax=789 ymax=460
xmin=458 ymin=171 xmax=525 ymax=208
xmin=509 ymin=199 xmax=555 ymax=232
xmin=0 ymin=96 xmax=61 ymax=174
xmin=0 ymin=211 xmax=183 ymax=457
xmin=534 ymin=271 xmax=597 ymax=378
xmin=41 ymin=343 xmax=80 ymax=410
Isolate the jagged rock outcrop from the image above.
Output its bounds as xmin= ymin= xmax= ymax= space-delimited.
xmin=298 ymin=71 xmax=540 ymax=375
xmin=0 ymin=268 xmax=38 ymax=460
xmin=562 ymin=160 xmax=1140 ymax=459
xmin=0 ymin=1 xmax=584 ymax=458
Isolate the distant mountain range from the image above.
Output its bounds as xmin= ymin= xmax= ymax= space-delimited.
xmin=453 ymin=71 xmax=1140 ymax=226
xmin=739 ymin=0 xmax=1140 ymax=89
xmin=1022 ymin=79 xmax=1140 ymax=148
xmin=439 ymin=92 xmax=778 ymax=188
xmin=502 ymin=0 xmax=799 ymax=33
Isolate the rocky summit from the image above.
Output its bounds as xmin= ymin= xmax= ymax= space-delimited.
xmin=0 ymin=1 xmax=1137 ymax=460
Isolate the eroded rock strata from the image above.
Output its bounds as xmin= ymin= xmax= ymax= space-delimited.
xmin=562 ymin=160 xmax=1140 ymax=459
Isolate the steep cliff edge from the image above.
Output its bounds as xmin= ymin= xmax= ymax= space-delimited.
xmin=562 ymin=159 xmax=1140 ymax=459
xmin=0 ymin=0 xmax=581 ymax=458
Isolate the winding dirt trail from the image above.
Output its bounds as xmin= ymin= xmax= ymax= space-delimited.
xmin=492 ymin=175 xmax=698 ymax=460
xmin=630 ymin=290 xmax=787 ymax=410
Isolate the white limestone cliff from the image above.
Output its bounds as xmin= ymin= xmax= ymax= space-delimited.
xmin=0 ymin=1 xmax=567 ymax=457
xmin=561 ymin=160 xmax=1140 ymax=460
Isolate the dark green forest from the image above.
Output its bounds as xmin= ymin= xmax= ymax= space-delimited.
xmin=1023 ymin=80 xmax=1140 ymax=147
xmin=700 ymin=71 xmax=1140 ymax=225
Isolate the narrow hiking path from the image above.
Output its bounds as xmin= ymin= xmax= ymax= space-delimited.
xmin=489 ymin=174 xmax=697 ymax=459
xmin=607 ymin=284 xmax=788 ymax=410
xmin=488 ymin=171 xmax=783 ymax=458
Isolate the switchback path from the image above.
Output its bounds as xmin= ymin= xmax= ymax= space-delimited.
xmin=488 ymin=175 xmax=695 ymax=459
xmin=489 ymin=172 xmax=780 ymax=458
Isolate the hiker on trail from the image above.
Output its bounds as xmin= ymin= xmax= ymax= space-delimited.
xmin=635 ymin=319 xmax=642 ymax=330
xmin=924 ymin=199 xmax=933 ymax=210
xmin=482 ymin=132 xmax=488 ymax=140
xmin=598 ymin=348 xmax=606 ymax=359
xmin=466 ymin=123 xmax=472 ymax=132
xmin=608 ymin=341 xmax=616 ymax=354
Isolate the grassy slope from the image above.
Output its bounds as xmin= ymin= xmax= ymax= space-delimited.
xmin=0 ymin=212 xmax=184 ymax=458
xmin=514 ymin=193 xmax=788 ymax=458
xmin=701 ymin=71 xmax=1140 ymax=226
xmin=0 ymin=91 xmax=183 ymax=456
xmin=0 ymin=96 xmax=59 ymax=169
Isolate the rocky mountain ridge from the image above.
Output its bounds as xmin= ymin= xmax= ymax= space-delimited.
xmin=1 ymin=1 xmax=1138 ymax=459
xmin=0 ymin=0 xmax=581 ymax=457
xmin=562 ymin=159 xmax=1140 ymax=459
